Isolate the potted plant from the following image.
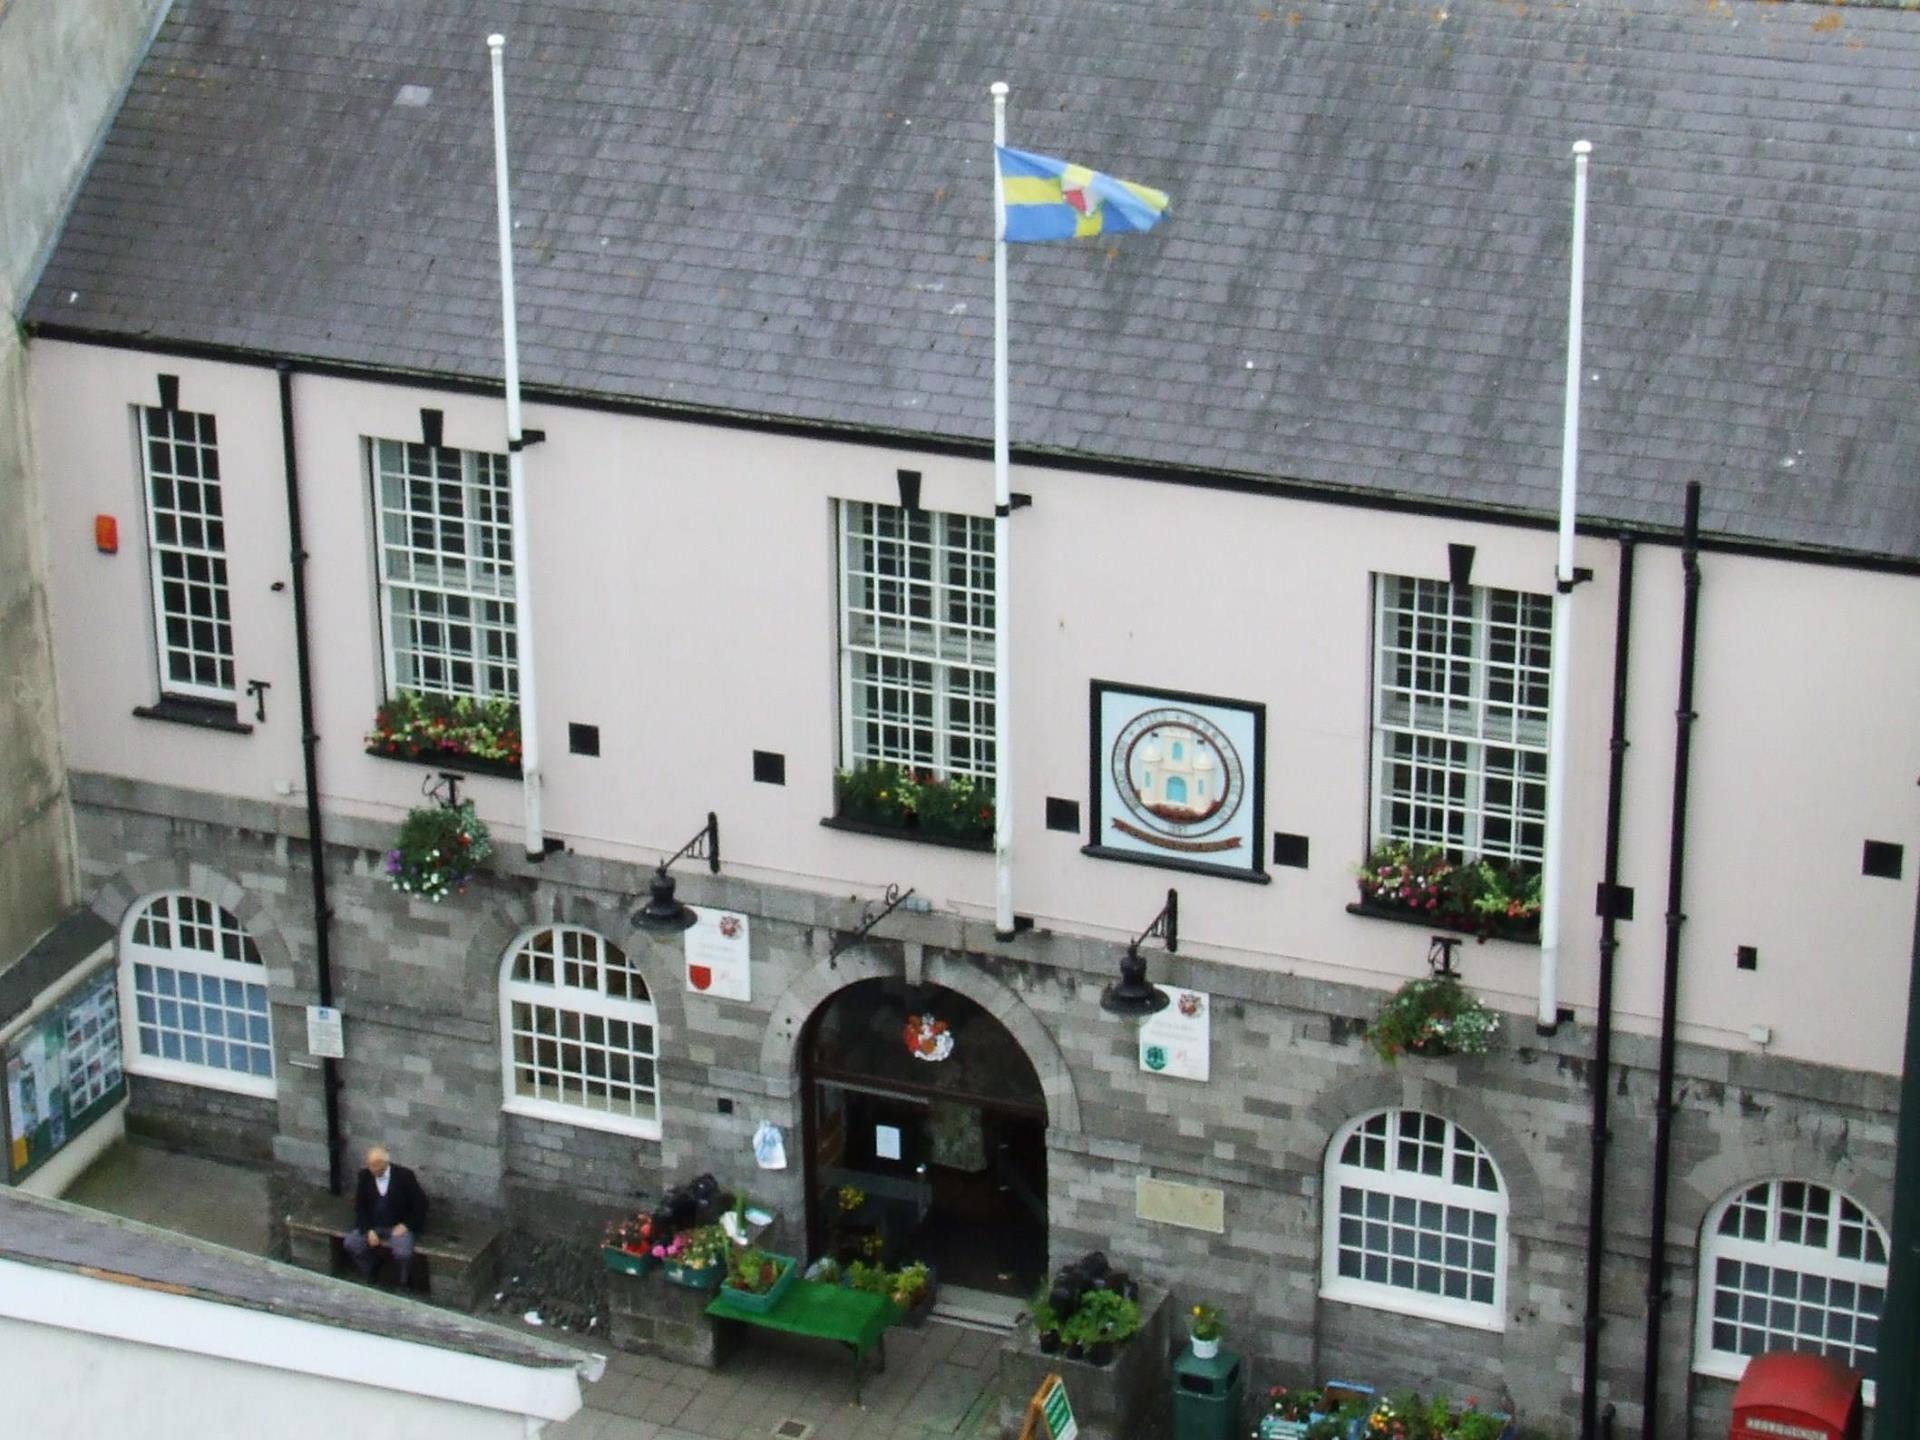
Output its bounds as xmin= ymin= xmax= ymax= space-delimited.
xmin=843 ymin=1258 xmax=892 ymax=1295
xmin=1366 ymin=975 xmax=1501 ymax=1063
xmin=889 ymin=1261 xmax=936 ymax=1327
xmin=384 ymin=801 xmax=493 ymax=902
xmin=601 ymin=1212 xmax=659 ymax=1276
xmin=1257 ymin=1385 xmax=1322 ymax=1440
xmin=1074 ymin=1289 xmax=1140 ymax=1366
xmin=1188 ymin=1300 xmax=1223 ymax=1359
xmin=834 ymin=763 xmax=916 ymax=829
xmin=832 ymin=762 xmax=996 ymax=844
xmin=366 ymin=689 xmax=523 ymax=771
xmin=720 ymin=1245 xmax=797 ymax=1312
xmin=908 ymin=772 xmax=994 ymax=843
xmin=1353 ymin=842 xmax=1541 ymax=941
xmin=1029 ymin=1289 xmax=1062 ymax=1353
xmin=1059 ymin=1305 xmax=1096 ymax=1361
xmin=659 ymin=1222 xmax=728 ymax=1289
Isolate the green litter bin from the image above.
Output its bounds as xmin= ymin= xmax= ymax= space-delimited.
xmin=1172 ymin=1346 xmax=1245 ymax=1440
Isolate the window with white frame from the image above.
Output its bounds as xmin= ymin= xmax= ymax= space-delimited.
xmin=500 ymin=927 xmax=658 ymax=1137
xmin=1322 ymin=1109 xmax=1507 ymax=1327
xmin=1696 ymin=1179 xmax=1888 ymax=1380
xmin=838 ymin=500 xmax=996 ymax=782
xmin=371 ymin=438 xmax=516 ymax=701
xmin=120 ymin=893 xmax=275 ymax=1096
xmin=1371 ymin=575 xmax=1552 ymax=865
xmin=140 ymin=407 xmax=235 ymax=701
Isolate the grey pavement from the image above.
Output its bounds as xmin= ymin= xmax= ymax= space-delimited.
xmin=545 ymin=1321 xmax=1004 ymax=1440
xmin=61 ymin=1139 xmax=1005 ymax=1440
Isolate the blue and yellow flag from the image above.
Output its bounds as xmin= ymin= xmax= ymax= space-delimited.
xmin=996 ymin=146 xmax=1170 ymax=243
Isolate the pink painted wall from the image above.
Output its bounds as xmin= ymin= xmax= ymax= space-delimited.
xmin=31 ymin=340 xmax=1919 ymax=1072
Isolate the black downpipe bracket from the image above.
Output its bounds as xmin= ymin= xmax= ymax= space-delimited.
xmin=278 ymin=363 xmax=344 ymax=1195
xmin=1580 ymin=536 xmax=1636 ymax=1440
xmin=1642 ymin=484 xmax=1701 ymax=1436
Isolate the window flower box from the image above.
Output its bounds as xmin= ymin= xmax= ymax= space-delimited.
xmin=827 ymin=763 xmax=995 ymax=850
xmin=1352 ymin=842 xmax=1541 ymax=943
xmin=366 ymin=690 xmax=522 ymax=773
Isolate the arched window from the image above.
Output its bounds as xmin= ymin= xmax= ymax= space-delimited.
xmin=1321 ymin=1109 xmax=1507 ymax=1328
xmin=120 ymin=893 xmax=275 ymax=1096
xmin=499 ymin=926 xmax=659 ymax=1139
xmin=1695 ymin=1179 xmax=1887 ymax=1381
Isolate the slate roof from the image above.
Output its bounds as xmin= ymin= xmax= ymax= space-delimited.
xmin=1 ymin=1189 xmax=593 ymax=1373
xmin=25 ymin=0 xmax=1920 ymax=563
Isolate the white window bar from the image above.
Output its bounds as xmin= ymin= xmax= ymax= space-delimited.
xmin=1696 ymin=1179 xmax=1889 ymax=1380
xmin=121 ymin=893 xmax=274 ymax=1097
xmin=837 ymin=501 xmax=996 ymax=780
xmin=500 ymin=927 xmax=658 ymax=1138
xmin=1322 ymin=1109 xmax=1508 ymax=1328
xmin=1372 ymin=575 xmax=1552 ymax=864
xmin=141 ymin=407 xmax=235 ymax=700
xmin=372 ymin=438 xmax=517 ymax=701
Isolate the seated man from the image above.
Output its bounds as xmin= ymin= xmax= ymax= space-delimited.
xmin=341 ymin=1145 xmax=427 ymax=1286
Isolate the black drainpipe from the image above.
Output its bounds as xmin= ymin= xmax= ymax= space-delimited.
xmin=278 ymin=362 xmax=344 ymax=1196
xmin=1580 ymin=534 xmax=1635 ymax=1440
xmin=1641 ymin=482 xmax=1701 ymax=1436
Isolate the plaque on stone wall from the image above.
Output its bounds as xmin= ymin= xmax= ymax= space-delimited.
xmin=684 ymin=908 xmax=751 ymax=1001
xmin=1135 ymin=1175 xmax=1226 ymax=1234
xmin=1138 ymin=986 xmax=1210 ymax=1082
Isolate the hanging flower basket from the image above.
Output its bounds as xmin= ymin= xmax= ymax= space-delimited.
xmin=1366 ymin=975 xmax=1501 ymax=1063
xmin=384 ymin=801 xmax=493 ymax=903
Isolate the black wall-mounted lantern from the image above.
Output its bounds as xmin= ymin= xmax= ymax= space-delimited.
xmin=1102 ymin=888 xmax=1178 ymax=1017
xmin=631 ymin=812 xmax=721 ymax=932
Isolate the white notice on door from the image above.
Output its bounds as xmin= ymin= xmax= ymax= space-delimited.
xmin=874 ymin=1124 xmax=902 ymax=1161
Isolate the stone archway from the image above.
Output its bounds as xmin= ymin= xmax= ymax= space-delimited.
xmin=764 ymin=945 xmax=1078 ymax=1298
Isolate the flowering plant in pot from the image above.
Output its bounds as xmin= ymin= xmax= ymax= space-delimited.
xmin=366 ymin=689 xmax=522 ymax=768
xmin=658 ymin=1223 xmax=728 ymax=1288
xmin=889 ymin=1261 xmax=936 ymax=1325
xmin=600 ymin=1212 xmax=659 ymax=1275
xmin=1366 ymin=976 xmax=1501 ymax=1063
xmin=1189 ymin=1300 xmax=1224 ymax=1358
xmin=1354 ymin=842 xmax=1541 ymax=940
xmin=385 ymin=801 xmax=493 ymax=902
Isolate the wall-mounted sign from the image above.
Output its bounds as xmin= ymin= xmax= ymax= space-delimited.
xmin=5 ymin=964 xmax=126 ymax=1183
xmin=1135 ymin=1174 xmax=1226 ymax=1234
xmin=305 ymin=1005 xmax=345 ymax=1059
xmin=903 ymin=1012 xmax=954 ymax=1062
xmin=1138 ymin=986 xmax=1211 ymax=1082
xmin=1087 ymin=681 xmax=1267 ymax=882
xmin=685 ymin=908 xmax=751 ymax=1001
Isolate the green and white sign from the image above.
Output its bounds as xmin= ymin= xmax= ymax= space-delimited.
xmin=1039 ymin=1374 xmax=1077 ymax=1440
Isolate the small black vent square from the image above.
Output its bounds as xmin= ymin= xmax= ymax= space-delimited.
xmin=716 ymin=1097 xmax=734 ymax=1115
xmin=773 ymin=1422 xmax=814 ymax=1440
xmin=1863 ymin=840 xmax=1904 ymax=880
xmin=568 ymin=723 xmax=599 ymax=757
xmin=1045 ymin=797 xmax=1080 ymax=832
xmin=1272 ymin=832 xmax=1310 ymax=869
xmin=1595 ymin=883 xmax=1635 ymax=921
xmin=754 ymin=750 xmax=786 ymax=785
xmin=1736 ymin=945 xmax=1758 ymax=972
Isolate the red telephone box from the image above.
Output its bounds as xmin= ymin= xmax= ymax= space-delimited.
xmin=1730 ymin=1353 xmax=1864 ymax=1440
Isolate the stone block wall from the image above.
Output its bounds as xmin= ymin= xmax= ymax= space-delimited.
xmin=67 ymin=773 xmax=1900 ymax=1440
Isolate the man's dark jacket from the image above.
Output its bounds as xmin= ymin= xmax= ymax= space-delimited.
xmin=352 ymin=1163 xmax=428 ymax=1234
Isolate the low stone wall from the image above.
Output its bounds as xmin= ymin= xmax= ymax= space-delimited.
xmin=605 ymin=1267 xmax=733 ymax=1369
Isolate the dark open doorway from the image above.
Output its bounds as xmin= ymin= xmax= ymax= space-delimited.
xmin=801 ymin=977 xmax=1048 ymax=1298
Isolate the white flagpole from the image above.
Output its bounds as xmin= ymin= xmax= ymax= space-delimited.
xmin=1539 ymin=138 xmax=1591 ymax=1029
xmin=991 ymin=81 xmax=1015 ymax=939
xmin=488 ymin=33 xmax=544 ymax=862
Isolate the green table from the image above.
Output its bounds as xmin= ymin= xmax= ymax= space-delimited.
xmin=707 ymin=1279 xmax=898 ymax=1403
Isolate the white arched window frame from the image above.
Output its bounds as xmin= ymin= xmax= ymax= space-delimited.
xmin=499 ymin=926 xmax=660 ymax=1140
xmin=119 ymin=892 xmax=275 ymax=1098
xmin=1321 ymin=1108 xmax=1508 ymax=1330
xmin=1694 ymin=1179 xmax=1888 ymax=1389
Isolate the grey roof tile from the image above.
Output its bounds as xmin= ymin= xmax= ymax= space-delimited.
xmin=23 ymin=0 xmax=1920 ymax=561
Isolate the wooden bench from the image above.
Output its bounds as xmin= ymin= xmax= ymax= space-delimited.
xmin=283 ymin=1186 xmax=501 ymax=1313
xmin=706 ymin=1279 xmax=898 ymax=1403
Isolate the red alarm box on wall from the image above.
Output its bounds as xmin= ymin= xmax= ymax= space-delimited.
xmin=94 ymin=515 xmax=118 ymax=553
xmin=1730 ymin=1352 xmax=1863 ymax=1440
